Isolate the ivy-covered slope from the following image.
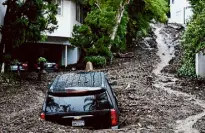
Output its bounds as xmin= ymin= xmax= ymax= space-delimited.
xmin=178 ymin=1 xmax=205 ymax=77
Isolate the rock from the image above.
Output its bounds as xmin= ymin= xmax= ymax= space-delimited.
xmin=147 ymin=76 xmax=153 ymax=83
xmin=110 ymin=76 xmax=117 ymax=80
xmin=110 ymin=81 xmax=117 ymax=86
xmin=85 ymin=61 xmax=93 ymax=71
xmin=160 ymin=78 xmax=172 ymax=83
xmin=71 ymin=67 xmax=76 ymax=71
xmin=180 ymin=82 xmax=187 ymax=86
xmin=42 ymin=70 xmax=47 ymax=74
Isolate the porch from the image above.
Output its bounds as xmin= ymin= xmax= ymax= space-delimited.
xmin=12 ymin=36 xmax=80 ymax=67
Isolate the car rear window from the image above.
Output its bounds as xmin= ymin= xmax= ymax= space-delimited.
xmin=46 ymin=91 xmax=111 ymax=113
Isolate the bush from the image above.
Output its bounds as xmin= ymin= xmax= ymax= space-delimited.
xmin=177 ymin=62 xmax=196 ymax=77
xmin=38 ymin=57 xmax=47 ymax=63
xmin=84 ymin=56 xmax=106 ymax=67
xmin=179 ymin=0 xmax=205 ymax=77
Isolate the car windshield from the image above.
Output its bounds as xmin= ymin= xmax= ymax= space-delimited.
xmin=46 ymin=91 xmax=110 ymax=113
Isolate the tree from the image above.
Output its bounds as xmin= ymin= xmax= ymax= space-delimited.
xmin=0 ymin=0 xmax=58 ymax=73
xmin=127 ymin=0 xmax=168 ymax=43
xmin=69 ymin=0 xmax=169 ymax=66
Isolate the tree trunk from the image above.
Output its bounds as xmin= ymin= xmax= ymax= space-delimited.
xmin=1 ymin=43 xmax=5 ymax=73
xmin=109 ymin=0 xmax=131 ymax=50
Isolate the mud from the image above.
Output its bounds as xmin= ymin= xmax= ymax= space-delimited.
xmin=156 ymin=23 xmax=205 ymax=133
xmin=0 ymin=23 xmax=205 ymax=133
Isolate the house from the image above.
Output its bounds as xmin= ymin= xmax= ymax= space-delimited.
xmin=42 ymin=0 xmax=85 ymax=67
xmin=0 ymin=0 xmax=6 ymax=45
xmin=168 ymin=0 xmax=193 ymax=25
xmin=0 ymin=0 xmax=84 ymax=67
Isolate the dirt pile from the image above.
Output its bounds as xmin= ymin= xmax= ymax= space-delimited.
xmin=161 ymin=23 xmax=184 ymax=74
xmin=159 ymin=23 xmax=205 ymax=133
xmin=0 ymin=44 xmax=160 ymax=132
xmin=1 ymin=23 xmax=204 ymax=133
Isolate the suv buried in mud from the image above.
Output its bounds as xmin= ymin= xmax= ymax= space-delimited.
xmin=40 ymin=72 xmax=119 ymax=129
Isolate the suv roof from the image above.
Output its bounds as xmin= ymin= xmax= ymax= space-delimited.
xmin=49 ymin=72 xmax=107 ymax=92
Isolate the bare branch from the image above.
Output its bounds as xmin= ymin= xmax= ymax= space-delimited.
xmin=95 ymin=3 xmax=102 ymax=11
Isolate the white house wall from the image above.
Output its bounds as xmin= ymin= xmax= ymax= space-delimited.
xmin=0 ymin=0 xmax=82 ymax=67
xmin=169 ymin=0 xmax=193 ymax=24
xmin=184 ymin=6 xmax=193 ymax=23
xmin=48 ymin=0 xmax=81 ymax=38
xmin=61 ymin=47 xmax=80 ymax=65
xmin=0 ymin=1 xmax=6 ymax=42
xmin=46 ymin=0 xmax=81 ymax=66
xmin=196 ymin=51 xmax=205 ymax=78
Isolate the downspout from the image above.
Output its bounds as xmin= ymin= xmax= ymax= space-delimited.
xmin=65 ymin=45 xmax=68 ymax=68
xmin=183 ymin=7 xmax=186 ymax=24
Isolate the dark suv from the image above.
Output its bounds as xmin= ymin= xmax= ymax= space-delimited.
xmin=40 ymin=72 xmax=119 ymax=129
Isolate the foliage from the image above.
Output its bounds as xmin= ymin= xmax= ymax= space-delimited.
xmin=69 ymin=0 xmax=169 ymax=66
xmin=178 ymin=58 xmax=196 ymax=77
xmin=38 ymin=57 xmax=47 ymax=63
xmin=112 ymin=10 xmax=129 ymax=52
xmin=0 ymin=0 xmax=58 ymax=63
xmin=179 ymin=0 xmax=205 ymax=77
xmin=84 ymin=56 xmax=106 ymax=66
xmin=127 ymin=0 xmax=168 ymax=40
xmin=11 ymin=59 xmax=20 ymax=64
xmin=68 ymin=1 xmax=118 ymax=61
xmin=0 ymin=72 xmax=20 ymax=84
xmin=2 ymin=54 xmax=12 ymax=64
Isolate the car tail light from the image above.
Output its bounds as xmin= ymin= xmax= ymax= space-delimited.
xmin=22 ymin=63 xmax=28 ymax=69
xmin=40 ymin=112 xmax=45 ymax=120
xmin=110 ymin=109 xmax=118 ymax=126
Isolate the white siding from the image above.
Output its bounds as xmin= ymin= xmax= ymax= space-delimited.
xmin=0 ymin=1 xmax=6 ymax=42
xmin=0 ymin=0 xmax=81 ymax=66
xmin=169 ymin=0 xmax=193 ymax=24
xmin=48 ymin=0 xmax=81 ymax=38
xmin=62 ymin=47 xmax=80 ymax=65
xmin=196 ymin=51 xmax=205 ymax=78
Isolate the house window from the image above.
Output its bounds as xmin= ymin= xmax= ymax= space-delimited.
xmin=76 ymin=4 xmax=81 ymax=22
xmin=76 ymin=3 xmax=84 ymax=23
xmin=53 ymin=0 xmax=63 ymax=15
xmin=172 ymin=0 xmax=175 ymax=4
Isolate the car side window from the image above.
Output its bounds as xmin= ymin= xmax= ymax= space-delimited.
xmin=105 ymin=79 xmax=117 ymax=107
xmin=105 ymin=79 xmax=116 ymax=98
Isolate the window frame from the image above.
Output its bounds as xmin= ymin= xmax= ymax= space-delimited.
xmin=76 ymin=3 xmax=81 ymax=22
xmin=76 ymin=3 xmax=85 ymax=23
xmin=172 ymin=0 xmax=175 ymax=4
xmin=54 ymin=0 xmax=63 ymax=16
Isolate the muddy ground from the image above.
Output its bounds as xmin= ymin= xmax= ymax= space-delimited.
xmin=1 ymin=24 xmax=205 ymax=133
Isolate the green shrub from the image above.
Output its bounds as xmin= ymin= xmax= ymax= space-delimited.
xmin=38 ymin=57 xmax=47 ymax=63
xmin=84 ymin=56 xmax=106 ymax=67
xmin=179 ymin=1 xmax=205 ymax=77
xmin=177 ymin=61 xmax=196 ymax=77
xmin=11 ymin=59 xmax=19 ymax=64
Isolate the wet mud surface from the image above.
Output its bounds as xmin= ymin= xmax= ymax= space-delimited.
xmin=1 ymin=23 xmax=205 ymax=133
